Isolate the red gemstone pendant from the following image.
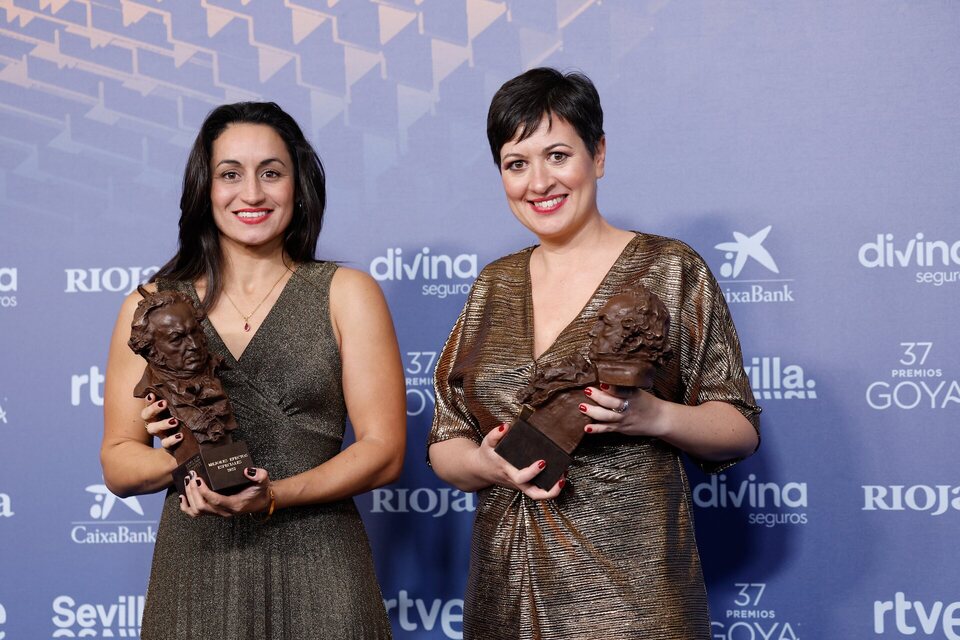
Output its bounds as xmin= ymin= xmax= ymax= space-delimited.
xmin=243 ymin=322 xmax=251 ymax=332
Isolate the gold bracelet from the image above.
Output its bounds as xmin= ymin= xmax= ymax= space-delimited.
xmin=250 ymin=485 xmax=275 ymax=524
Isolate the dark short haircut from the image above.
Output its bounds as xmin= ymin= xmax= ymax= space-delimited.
xmin=486 ymin=68 xmax=604 ymax=167
xmin=154 ymin=102 xmax=325 ymax=311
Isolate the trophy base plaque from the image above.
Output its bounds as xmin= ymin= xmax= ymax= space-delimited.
xmin=495 ymin=419 xmax=572 ymax=491
xmin=172 ymin=440 xmax=253 ymax=496
xmin=595 ymin=362 xmax=655 ymax=389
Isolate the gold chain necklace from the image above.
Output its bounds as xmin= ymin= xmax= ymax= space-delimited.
xmin=222 ymin=266 xmax=291 ymax=332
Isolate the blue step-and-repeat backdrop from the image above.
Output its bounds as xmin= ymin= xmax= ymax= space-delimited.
xmin=1 ymin=1 xmax=958 ymax=638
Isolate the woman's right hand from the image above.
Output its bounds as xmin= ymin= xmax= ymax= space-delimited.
xmin=140 ymin=394 xmax=184 ymax=453
xmin=472 ymin=423 xmax=565 ymax=500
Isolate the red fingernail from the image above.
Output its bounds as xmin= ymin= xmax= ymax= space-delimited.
xmin=559 ymin=479 xmax=566 ymax=489
xmin=195 ymin=479 xmax=202 ymax=487
xmin=175 ymin=433 xmax=183 ymax=440
xmin=184 ymin=477 xmax=190 ymax=487
xmin=537 ymin=460 xmax=546 ymax=469
xmin=498 ymin=424 xmax=506 ymax=432
xmin=578 ymin=404 xmax=587 ymax=412
xmin=599 ymin=383 xmax=610 ymax=391
xmin=584 ymin=388 xmax=592 ymax=396
xmin=168 ymin=418 xmax=177 ymax=425
xmin=585 ymin=426 xmax=593 ymax=433
xmin=245 ymin=467 xmax=257 ymax=478
xmin=158 ymin=400 xmax=166 ymax=408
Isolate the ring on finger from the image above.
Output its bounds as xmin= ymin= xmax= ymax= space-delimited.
xmin=615 ymin=399 xmax=630 ymax=413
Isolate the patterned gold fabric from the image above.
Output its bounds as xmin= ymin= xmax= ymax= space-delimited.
xmin=430 ymin=233 xmax=760 ymax=639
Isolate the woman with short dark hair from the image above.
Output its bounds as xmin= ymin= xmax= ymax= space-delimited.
xmin=429 ymin=68 xmax=761 ymax=638
xmin=101 ymin=102 xmax=404 ymax=638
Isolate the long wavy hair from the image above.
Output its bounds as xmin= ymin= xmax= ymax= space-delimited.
xmin=153 ymin=102 xmax=326 ymax=311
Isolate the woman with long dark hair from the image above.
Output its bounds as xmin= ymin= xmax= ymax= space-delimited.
xmin=102 ymin=102 xmax=403 ymax=638
xmin=429 ymin=69 xmax=761 ymax=638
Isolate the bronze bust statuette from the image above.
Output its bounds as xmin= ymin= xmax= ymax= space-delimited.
xmin=495 ymin=282 xmax=672 ymax=490
xmin=128 ymin=287 xmax=253 ymax=495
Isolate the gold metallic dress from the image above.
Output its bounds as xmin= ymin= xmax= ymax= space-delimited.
xmin=430 ymin=233 xmax=760 ymax=640
xmin=141 ymin=262 xmax=392 ymax=640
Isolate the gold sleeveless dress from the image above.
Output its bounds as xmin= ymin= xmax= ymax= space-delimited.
xmin=142 ymin=262 xmax=392 ymax=639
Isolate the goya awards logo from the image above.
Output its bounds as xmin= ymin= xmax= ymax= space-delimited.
xmin=51 ymin=595 xmax=144 ymax=638
xmin=0 ymin=267 xmax=17 ymax=309
xmin=371 ymin=487 xmax=476 ymax=518
xmin=693 ymin=474 xmax=808 ymax=527
xmin=69 ymin=483 xmax=156 ymax=544
xmin=874 ymin=592 xmax=960 ymax=638
xmin=714 ymin=226 xmax=795 ymax=304
xmin=858 ymin=232 xmax=960 ymax=286
xmin=64 ymin=266 xmax=158 ymax=294
xmin=383 ymin=591 xmax=463 ymax=639
xmin=866 ymin=342 xmax=959 ymax=410
xmin=369 ymin=248 xmax=477 ymax=298
xmin=0 ymin=491 xmax=13 ymax=519
xmin=405 ymin=351 xmax=436 ymax=417
xmin=863 ymin=484 xmax=959 ymax=517
xmin=712 ymin=583 xmax=801 ymax=640
xmin=745 ymin=356 xmax=817 ymax=400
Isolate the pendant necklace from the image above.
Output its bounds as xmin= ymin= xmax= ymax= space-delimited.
xmin=222 ymin=266 xmax=290 ymax=332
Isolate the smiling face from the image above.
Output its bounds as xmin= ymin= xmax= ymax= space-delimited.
xmin=498 ymin=114 xmax=606 ymax=245
xmin=209 ymin=123 xmax=296 ymax=252
xmin=147 ymin=301 xmax=207 ymax=375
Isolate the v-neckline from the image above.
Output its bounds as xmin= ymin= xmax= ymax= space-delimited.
xmin=525 ymin=233 xmax=639 ymax=363
xmin=188 ymin=267 xmax=299 ymax=366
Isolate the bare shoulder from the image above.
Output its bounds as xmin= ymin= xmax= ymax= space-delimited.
xmin=328 ymin=266 xmax=397 ymax=350
xmin=329 ymin=266 xmax=387 ymax=308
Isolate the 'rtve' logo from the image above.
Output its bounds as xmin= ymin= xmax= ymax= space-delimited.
xmin=874 ymin=592 xmax=960 ymax=639
xmin=71 ymin=366 xmax=105 ymax=406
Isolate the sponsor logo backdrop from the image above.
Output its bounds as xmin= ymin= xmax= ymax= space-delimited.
xmin=1 ymin=1 xmax=956 ymax=637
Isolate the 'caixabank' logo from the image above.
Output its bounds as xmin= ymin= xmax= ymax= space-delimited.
xmin=713 ymin=226 xmax=796 ymax=304
xmin=69 ymin=483 xmax=156 ymax=545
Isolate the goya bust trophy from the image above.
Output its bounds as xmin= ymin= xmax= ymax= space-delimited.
xmin=495 ymin=282 xmax=672 ymax=490
xmin=128 ymin=287 xmax=253 ymax=495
